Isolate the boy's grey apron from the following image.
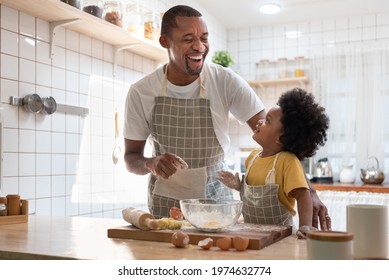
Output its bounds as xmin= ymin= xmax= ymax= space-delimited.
xmin=149 ymin=66 xmax=233 ymax=218
xmin=240 ymin=152 xmax=294 ymax=226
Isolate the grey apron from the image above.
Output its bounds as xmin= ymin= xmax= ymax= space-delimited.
xmin=240 ymin=152 xmax=294 ymax=226
xmin=148 ymin=66 xmax=233 ymax=218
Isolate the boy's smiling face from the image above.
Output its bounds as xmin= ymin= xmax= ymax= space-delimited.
xmin=252 ymin=105 xmax=283 ymax=155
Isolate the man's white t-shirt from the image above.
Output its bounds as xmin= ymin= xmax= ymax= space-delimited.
xmin=123 ymin=62 xmax=265 ymax=154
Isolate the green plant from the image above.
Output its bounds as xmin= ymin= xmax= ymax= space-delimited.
xmin=212 ymin=50 xmax=234 ymax=67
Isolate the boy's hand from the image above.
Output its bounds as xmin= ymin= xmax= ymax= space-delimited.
xmin=296 ymin=225 xmax=318 ymax=239
xmin=217 ymin=170 xmax=241 ymax=190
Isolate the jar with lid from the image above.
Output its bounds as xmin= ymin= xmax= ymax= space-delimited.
xmin=294 ymin=56 xmax=305 ymax=77
xmin=0 ymin=197 xmax=7 ymax=216
xmin=277 ymin=57 xmax=288 ymax=79
xmin=144 ymin=11 xmax=158 ymax=40
xmin=307 ymin=231 xmax=354 ymax=260
xmin=256 ymin=59 xmax=271 ymax=80
xmin=152 ymin=13 xmax=163 ymax=42
xmin=103 ymin=0 xmax=123 ymax=27
xmin=60 ymin=0 xmax=81 ymax=9
xmin=123 ymin=3 xmax=144 ymax=37
xmin=83 ymin=0 xmax=104 ymax=19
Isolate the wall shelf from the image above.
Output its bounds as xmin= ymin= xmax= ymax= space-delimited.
xmin=247 ymin=76 xmax=309 ymax=89
xmin=0 ymin=0 xmax=168 ymax=62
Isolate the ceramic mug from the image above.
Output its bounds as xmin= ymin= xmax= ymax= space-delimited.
xmin=347 ymin=204 xmax=388 ymax=259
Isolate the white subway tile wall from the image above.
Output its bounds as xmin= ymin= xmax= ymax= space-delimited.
xmin=0 ymin=1 xmax=226 ymax=219
xmin=227 ymin=12 xmax=389 ymax=152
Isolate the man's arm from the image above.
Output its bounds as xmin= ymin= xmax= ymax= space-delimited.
xmin=124 ymin=138 xmax=188 ymax=179
xmin=306 ymin=178 xmax=332 ymax=230
xmin=246 ymin=110 xmax=266 ymax=131
xmin=124 ymin=139 xmax=149 ymax=175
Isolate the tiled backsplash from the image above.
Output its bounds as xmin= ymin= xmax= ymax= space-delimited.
xmin=1 ymin=2 xmax=388 ymax=219
xmin=227 ymin=11 xmax=389 ymax=160
xmin=0 ymin=4 xmax=155 ymax=218
xmin=0 ymin=1 xmax=227 ymax=219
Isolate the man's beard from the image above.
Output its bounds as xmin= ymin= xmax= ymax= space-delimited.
xmin=185 ymin=59 xmax=204 ymax=76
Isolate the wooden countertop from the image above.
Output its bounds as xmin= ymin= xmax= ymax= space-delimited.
xmin=0 ymin=215 xmax=307 ymax=260
xmin=313 ymin=183 xmax=389 ymax=193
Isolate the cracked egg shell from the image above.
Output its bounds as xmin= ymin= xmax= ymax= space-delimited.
xmin=198 ymin=238 xmax=213 ymax=250
xmin=169 ymin=206 xmax=183 ymax=220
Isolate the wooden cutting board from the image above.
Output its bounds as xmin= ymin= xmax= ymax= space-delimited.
xmin=107 ymin=223 xmax=292 ymax=250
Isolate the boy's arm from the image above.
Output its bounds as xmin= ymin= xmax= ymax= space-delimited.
xmin=291 ymin=188 xmax=318 ymax=239
xmin=292 ymin=188 xmax=313 ymax=227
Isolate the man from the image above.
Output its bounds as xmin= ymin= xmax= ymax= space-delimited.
xmin=123 ymin=5 xmax=331 ymax=230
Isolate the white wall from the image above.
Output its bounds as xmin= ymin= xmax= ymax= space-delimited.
xmin=227 ymin=11 xmax=389 ymax=180
xmin=0 ymin=1 xmax=227 ymax=218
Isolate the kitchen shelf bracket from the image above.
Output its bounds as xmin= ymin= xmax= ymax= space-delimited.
xmin=49 ymin=19 xmax=81 ymax=59
xmin=113 ymin=44 xmax=140 ymax=76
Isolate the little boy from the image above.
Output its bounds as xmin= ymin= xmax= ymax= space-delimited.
xmin=219 ymin=88 xmax=329 ymax=238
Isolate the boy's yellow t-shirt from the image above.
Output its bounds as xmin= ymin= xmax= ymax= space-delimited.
xmin=244 ymin=149 xmax=309 ymax=215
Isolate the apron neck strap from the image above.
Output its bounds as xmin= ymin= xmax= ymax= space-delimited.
xmin=161 ymin=64 xmax=205 ymax=98
xmin=265 ymin=153 xmax=280 ymax=184
xmin=245 ymin=151 xmax=281 ymax=185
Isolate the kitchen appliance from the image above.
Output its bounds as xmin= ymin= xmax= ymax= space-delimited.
xmin=311 ymin=157 xmax=333 ymax=183
xmin=360 ymin=156 xmax=385 ymax=184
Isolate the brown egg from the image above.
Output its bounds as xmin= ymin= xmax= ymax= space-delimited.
xmin=169 ymin=206 xmax=183 ymax=220
xmin=171 ymin=231 xmax=189 ymax=248
xmin=233 ymin=236 xmax=249 ymax=251
xmin=216 ymin=237 xmax=232 ymax=250
xmin=198 ymin=238 xmax=213 ymax=250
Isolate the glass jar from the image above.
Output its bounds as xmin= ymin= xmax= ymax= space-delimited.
xmin=277 ymin=57 xmax=288 ymax=79
xmin=294 ymin=56 xmax=305 ymax=77
xmin=144 ymin=11 xmax=157 ymax=40
xmin=60 ymin=0 xmax=81 ymax=9
xmin=123 ymin=3 xmax=144 ymax=37
xmin=103 ymin=0 xmax=123 ymax=27
xmin=152 ymin=13 xmax=162 ymax=42
xmin=83 ymin=0 xmax=104 ymax=19
xmin=256 ymin=59 xmax=271 ymax=80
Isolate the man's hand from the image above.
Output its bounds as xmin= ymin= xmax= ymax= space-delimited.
xmin=310 ymin=189 xmax=332 ymax=230
xmin=146 ymin=153 xmax=188 ymax=179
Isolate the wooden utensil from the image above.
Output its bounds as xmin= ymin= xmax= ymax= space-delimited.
xmin=112 ymin=111 xmax=122 ymax=164
xmin=122 ymin=207 xmax=160 ymax=230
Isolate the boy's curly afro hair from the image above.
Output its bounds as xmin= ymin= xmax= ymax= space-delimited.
xmin=278 ymin=88 xmax=329 ymax=160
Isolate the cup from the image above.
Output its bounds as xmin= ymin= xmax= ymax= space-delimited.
xmin=347 ymin=204 xmax=388 ymax=259
xmin=306 ymin=231 xmax=354 ymax=260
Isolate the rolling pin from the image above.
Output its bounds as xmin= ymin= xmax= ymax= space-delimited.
xmin=122 ymin=207 xmax=160 ymax=230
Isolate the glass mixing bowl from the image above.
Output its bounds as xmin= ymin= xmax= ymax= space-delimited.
xmin=180 ymin=198 xmax=243 ymax=232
